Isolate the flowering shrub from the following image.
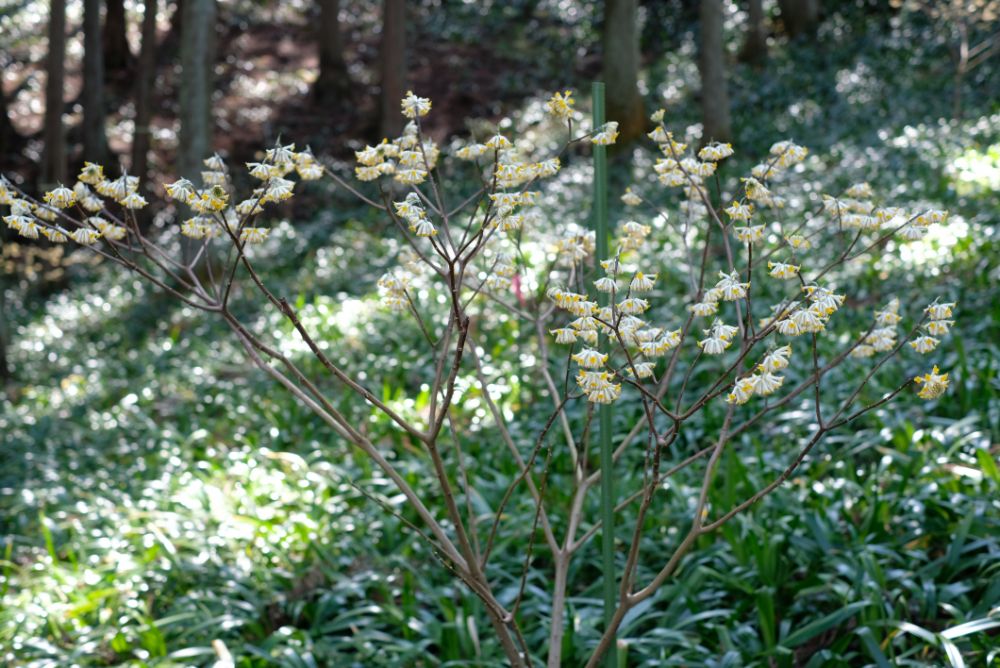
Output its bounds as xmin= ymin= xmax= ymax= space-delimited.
xmin=1 ymin=87 xmax=957 ymax=666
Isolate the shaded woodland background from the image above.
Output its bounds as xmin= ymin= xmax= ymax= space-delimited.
xmin=1 ymin=1 xmax=1000 ymax=666
xmin=2 ymin=0 xmax=991 ymax=194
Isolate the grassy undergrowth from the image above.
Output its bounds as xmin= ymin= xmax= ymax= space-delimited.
xmin=3 ymin=4 xmax=1000 ymax=667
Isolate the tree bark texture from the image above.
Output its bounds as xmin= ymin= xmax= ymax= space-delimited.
xmin=133 ymin=0 xmax=159 ymax=183
xmin=104 ymin=0 xmax=134 ymax=74
xmin=379 ymin=0 xmax=406 ymax=138
xmin=778 ymin=0 xmax=820 ymax=38
xmin=178 ymin=0 xmax=215 ymax=184
xmin=43 ymin=0 xmax=68 ymax=185
xmin=315 ymin=0 xmax=350 ymax=106
xmin=739 ymin=0 xmax=768 ymax=64
xmin=602 ymin=0 xmax=647 ymax=145
xmin=83 ymin=0 xmax=109 ymax=165
xmin=698 ymin=0 xmax=733 ymax=144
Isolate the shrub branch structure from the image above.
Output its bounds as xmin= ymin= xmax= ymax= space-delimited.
xmin=1 ymin=87 xmax=958 ymax=666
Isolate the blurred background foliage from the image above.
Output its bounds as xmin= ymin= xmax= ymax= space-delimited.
xmin=1 ymin=0 xmax=999 ymax=666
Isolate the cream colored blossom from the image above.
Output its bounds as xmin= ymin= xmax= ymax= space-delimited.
xmin=768 ymin=261 xmax=800 ymax=280
xmin=43 ymin=185 xmax=76 ymax=209
xmin=544 ymin=90 xmax=575 ymax=120
xmin=592 ymin=122 xmax=619 ymax=145
xmin=572 ymin=348 xmax=608 ymax=369
xmin=724 ymin=201 xmax=754 ymax=221
xmin=909 ymin=336 xmax=939 ymax=354
xmin=698 ymin=142 xmax=734 ymax=161
xmin=240 ymin=227 xmax=269 ymax=245
xmin=401 ymin=91 xmax=431 ymax=118
xmin=621 ymin=188 xmax=642 ymax=206
xmin=914 ymin=366 xmax=948 ymax=399
xmin=735 ymin=226 xmax=765 ymax=244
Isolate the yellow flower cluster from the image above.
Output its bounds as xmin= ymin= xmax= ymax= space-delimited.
xmin=546 ymin=210 xmax=683 ymax=404
xmin=769 ymin=284 xmax=845 ymax=337
xmin=698 ymin=142 xmax=734 ymax=161
xmin=767 ymin=261 xmax=799 ymax=280
xmin=734 ymin=225 xmax=765 ymax=244
xmin=394 ymin=193 xmax=436 ymax=237
xmin=852 ymin=297 xmax=902 ymax=357
xmin=619 ymin=220 xmax=651 ymax=251
xmin=484 ymin=251 xmax=516 ymax=291
xmin=688 ymin=270 xmax=750 ymax=318
xmin=621 ymin=187 xmax=642 ymax=207
xmin=591 ymin=122 xmax=619 ymax=146
xmin=401 ymin=91 xmax=432 ymax=119
xmin=726 ymin=345 xmax=792 ymax=405
xmin=698 ymin=320 xmax=738 ymax=355
xmin=914 ymin=366 xmax=949 ymax=400
xmin=909 ymin=300 xmax=955 ymax=354
xmin=822 ymin=185 xmax=949 ymax=242
xmin=544 ymin=90 xmax=575 ymax=121
xmin=170 ymin=144 xmax=315 ymax=241
xmin=377 ymin=270 xmax=412 ymax=311
xmin=355 ymin=122 xmax=439 ymax=186
xmin=2 ymin=165 xmax=153 ymax=245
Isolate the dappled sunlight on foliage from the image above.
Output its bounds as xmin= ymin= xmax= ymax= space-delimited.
xmin=1 ymin=2 xmax=999 ymax=667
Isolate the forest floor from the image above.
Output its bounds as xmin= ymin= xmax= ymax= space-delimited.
xmin=1 ymin=1 xmax=599 ymax=187
xmin=2 ymin=4 xmax=1000 ymax=667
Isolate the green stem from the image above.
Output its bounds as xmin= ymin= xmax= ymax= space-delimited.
xmin=592 ymin=80 xmax=617 ymax=668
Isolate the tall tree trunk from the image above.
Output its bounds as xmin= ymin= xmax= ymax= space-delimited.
xmin=0 ymin=275 xmax=9 ymax=386
xmin=315 ymin=0 xmax=350 ymax=106
xmin=133 ymin=0 xmax=159 ymax=183
xmin=738 ymin=0 xmax=768 ymax=64
xmin=178 ymin=0 xmax=215 ymax=263
xmin=601 ymin=0 xmax=646 ymax=146
xmin=952 ymin=19 xmax=969 ymax=120
xmin=178 ymin=0 xmax=215 ymax=184
xmin=104 ymin=0 xmax=133 ymax=75
xmin=379 ymin=0 xmax=406 ymax=138
xmin=83 ymin=0 xmax=108 ymax=165
xmin=42 ymin=0 xmax=67 ymax=186
xmin=0 ymin=77 xmax=20 ymax=167
xmin=777 ymin=0 xmax=820 ymax=38
xmin=0 ymin=226 xmax=10 ymax=386
xmin=160 ymin=0 xmax=184 ymax=63
xmin=698 ymin=0 xmax=732 ymax=143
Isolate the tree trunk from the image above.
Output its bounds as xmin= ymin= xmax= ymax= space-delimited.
xmin=738 ymin=0 xmax=768 ymax=64
xmin=0 ymin=76 xmax=20 ymax=166
xmin=778 ymin=0 xmax=819 ymax=38
xmin=379 ymin=0 xmax=406 ymax=138
xmin=0 ymin=281 xmax=8 ymax=386
xmin=133 ymin=0 xmax=159 ymax=183
xmin=0 ymin=226 xmax=10 ymax=386
xmin=698 ymin=0 xmax=732 ymax=144
xmin=160 ymin=0 xmax=184 ymax=63
xmin=601 ymin=0 xmax=646 ymax=146
xmin=83 ymin=0 xmax=108 ymax=165
xmin=178 ymin=0 xmax=215 ymax=184
xmin=178 ymin=0 xmax=215 ymax=264
xmin=953 ymin=20 xmax=969 ymax=120
xmin=315 ymin=0 xmax=350 ymax=106
xmin=42 ymin=0 xmax=67 ymax=186
xmin=104 ymin=0 xmax=133 ymax=75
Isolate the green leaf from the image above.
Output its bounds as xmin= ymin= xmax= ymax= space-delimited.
xmin=975 ymin=448 xmax=1000 ymax=485
xmin=780 ymin=601 xmax=870 ymax=648
xmin=941 ymin=637 xmax=965 ymax=668
xmin=855 ymin=627 xmax=891 ymax=668
xmin=940 ymin=616 xmax=1000 ymax=640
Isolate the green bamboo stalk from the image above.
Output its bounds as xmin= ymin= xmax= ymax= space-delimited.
xmin=591 ymin=80 xmax=616 ymax=668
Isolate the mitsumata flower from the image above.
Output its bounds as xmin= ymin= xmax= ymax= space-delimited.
xmin=914 ymin=366 xmax=949 ymax=399
xmin=0 ymin=87 xmax=957 ymax=506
